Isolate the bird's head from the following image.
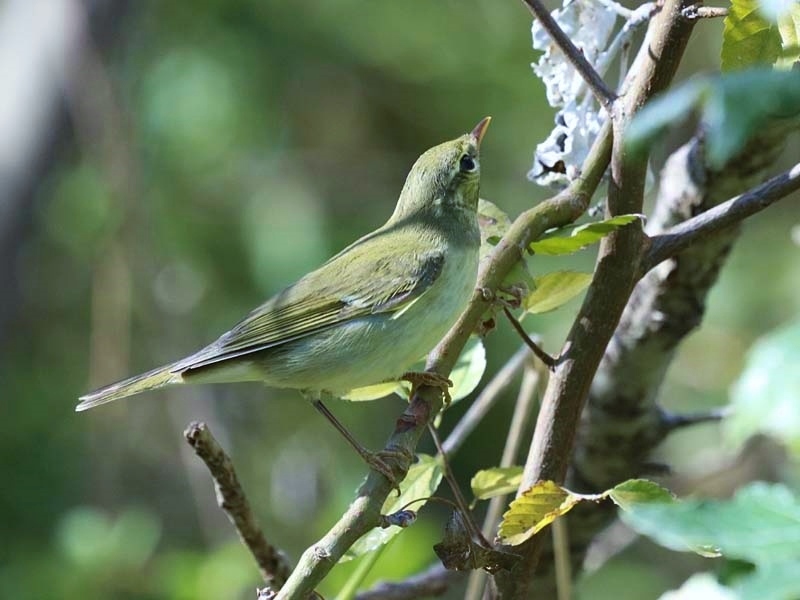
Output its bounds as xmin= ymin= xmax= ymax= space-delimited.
xmin=390 ymin=117 xmax=491 ymax=222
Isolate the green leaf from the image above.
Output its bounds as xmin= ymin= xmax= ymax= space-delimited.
xmin=343 ymin=337 xmax=486 ymax=403
xmin=528 ymin=214 xmax=642 ymax=256
xmin=447 ymin=336 xmax=487 ymax=402
xmin=477 ymin=198 xmax=512 ymax=259
xmin=607 ymin=479 xmax=675 ymax=512
xmin=726 ymin=318 xmax=800 ymax=455
xmin=736 ymin=559 xmax=800 ymax=600
xmin=498 ymin=481 xmax=601 ymax=546
xmin=341 ymin=454 xmax=443 ymax=561
xmin=722 ymin=0 xmax=782 ymax=71
xmin=523 ymin=271 xmax=592 ymax=314
xmin=627 ymin=69 xmax=800 ymax=169
xmin=620 ymin=482 xmax=800 ymax=564
xmin=471 ymin=467 xmax=523 ymax=500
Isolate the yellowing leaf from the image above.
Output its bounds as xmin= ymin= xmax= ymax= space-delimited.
xmin=524 ymin=271 xmax=592 ymax=314
xmin=471 ymin=467 xmax=523 ymax=500
xmin=498 ymin=481 xmax=600 ymax=546
xmin=343 ymin=381 xmax=402 ymax=401
xmin=344 ymin=337 xmax=486 ymax=403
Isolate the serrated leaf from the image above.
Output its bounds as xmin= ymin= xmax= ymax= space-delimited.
xmin=722 ymin=0 xmax=782 ymax=71
xmin=343 ymin=337 xmax=486 ymax=403
xmin=620 ymin=482 xmax=800 ymax=564
xmin=528 ymin=214 xmax=642 ymax=255
xmin=341 ymin=453 xmax=443 ymax=561
xmin=498 ymin=481 xmax=600 ymax=546
xmin=627 ymin=69 xmax=800 ymax=168
xmin=726 ymin=318 xmax=800 ymax=454
xmin=471 ymin=467 xmax=523 ymax=500
xmin=608 ymin=479 xmax=676 ymax=512
xmin=524 ymin=271 xmax=592 ymax=314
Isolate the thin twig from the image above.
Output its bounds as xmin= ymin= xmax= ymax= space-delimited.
xmin=184 ymin=422 xmax=292 ymax=589
xmin=442 ymin=346 xmax=529 ymax=456
xmin=354 ymin=563 xmax=462 ymax=600
xmin=429 ymin=424 xmax=492 ymax=548
xmin=520 ymin=0 xmax=618 ymax=111
xmin=552 ymin=518 xmax=572 ymax=600
xmin=644 ymin=161 xmax=800 ymax=272
xmin=465 ymin=366 xmax=541 ymax=600
xmin=681 ymin=5 xmax=728 ymax=19
xmin=502 ymin=307 xmax=557 ymax=369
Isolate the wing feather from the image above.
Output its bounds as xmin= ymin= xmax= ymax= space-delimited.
xmin=179 ymin=230 xmax=444 ymax=372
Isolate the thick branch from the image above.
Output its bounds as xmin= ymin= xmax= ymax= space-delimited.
xmin=496 ymin=1 xmax=696 ymax=596
xmin=644 ymin=161 xmax=800 ymax=271
xmin=520 ymin=0 xmax=617 ymax=110
xmin=184 ymin=422 xmax=292 ymax=589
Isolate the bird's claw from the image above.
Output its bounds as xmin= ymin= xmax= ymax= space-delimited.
xmin=401 ymin=371 xmax=453 ymax=405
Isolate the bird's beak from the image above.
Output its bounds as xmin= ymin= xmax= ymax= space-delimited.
xmin=470 ymin=116 xmax=492 ymax=149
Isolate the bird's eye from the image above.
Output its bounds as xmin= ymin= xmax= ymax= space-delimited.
xmin=459 ymin=154 xmax=477 ymax=172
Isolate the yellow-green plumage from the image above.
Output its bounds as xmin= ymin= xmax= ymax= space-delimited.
xmin=77 ymin=118 xmax=490 ymax=411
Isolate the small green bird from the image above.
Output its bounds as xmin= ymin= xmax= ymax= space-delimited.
xmin=78 ymin=117 xmax=490 ymax=474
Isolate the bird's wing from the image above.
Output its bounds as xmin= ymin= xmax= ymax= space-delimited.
xmin=178 ymin=234 xmax=445 ymax=372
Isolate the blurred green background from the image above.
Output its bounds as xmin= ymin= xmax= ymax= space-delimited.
xmin=1 ymin=1 xmax=798 ymax=599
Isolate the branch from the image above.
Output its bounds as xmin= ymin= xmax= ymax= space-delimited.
xmin=495 ymin=1 xmax=697 ymax=596
xmin=184 ymin=422 xmax=292 ymax=590
xmin=519 ymin=0 xmax=617 ymax=110
xmin=565 ymin=116 xmax=796 ymax=590
xmin=644 ymin=161 xmax=800 ymax=271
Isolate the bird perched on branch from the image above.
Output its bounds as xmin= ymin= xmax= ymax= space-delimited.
xmin=78 ymin=117 xmax=491 ymax=480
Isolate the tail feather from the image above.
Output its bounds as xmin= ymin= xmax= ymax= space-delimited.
xmin=77 ymin=364 xmax=182 ymax=411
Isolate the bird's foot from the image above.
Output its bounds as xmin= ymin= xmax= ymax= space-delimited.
xmin=359 ymin=446 xmax=414 ymax=496
xmin=401 ymin=371 xmax=453 ymax=405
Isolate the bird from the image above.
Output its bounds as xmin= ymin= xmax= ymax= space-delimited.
xmin=78 ymin=117 xmax=491 ymax=480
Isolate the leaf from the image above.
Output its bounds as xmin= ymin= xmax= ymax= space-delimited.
xmin=498 ymin=481 xmax=600 ymax=546
xmin=528 ymin=214 xmax=642 ymax=255
xmin=343 ymin=337 xmax=486 ymax=403
xmin=447 ymin=336 xmax=487 ymax=402
xmin=620 ymin=482 xmax=800 ymax=564
xmin=471 ymin=467 xmax=523 ymax=500
xmin=627 ymin=69 xmax=800 ymax=168
xmin=433 ymin=511 xmax=519 ymax=573
xmin=607 ymin=479 xmax=675 ymax=512
xmin=341 ymin=453 xmax=443 ymax=561
xmin=777 ymin=6 xmax=800 ymax=66
xmin=477 ymin=198 xmax=512 ymax=257
xmin=726 ymin=318 xmax=800 ymax=455
xmin=722 ymin=0 xmax=782 ymax=71
xmin=523 ymin=271 xmax=592 ymax=314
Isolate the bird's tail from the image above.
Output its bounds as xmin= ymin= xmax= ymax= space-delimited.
xmin=76 ymin=364 xmax=183 ymax=411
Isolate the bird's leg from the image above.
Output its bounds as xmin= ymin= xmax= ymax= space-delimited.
xmin=311 ymin=398 xmax=409 ymax=494
xmin=401 ymin=371 xmax=453 ymax=405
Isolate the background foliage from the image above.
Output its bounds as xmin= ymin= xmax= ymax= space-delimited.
xmin=1 ymin=1 xmax=798 ymax=598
